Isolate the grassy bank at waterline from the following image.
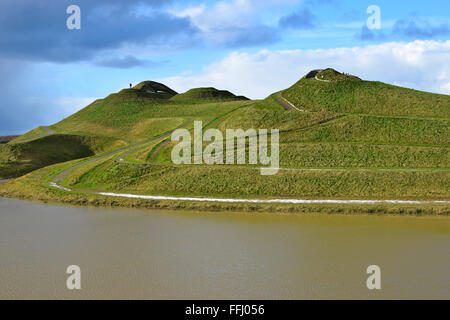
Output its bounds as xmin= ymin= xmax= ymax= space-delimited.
xmin=1 ymin=69 xmax=449 ymax=214
xmin=0 ymin=160 xmax=448 ymax=215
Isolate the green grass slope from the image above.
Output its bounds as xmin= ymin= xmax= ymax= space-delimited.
xmin=133 ymin=80 xmax=178 ymax=97
xmin=0 ymin=81 xmax=251 ymax=178
xmin=53 ymin=88 xmax=175 ymax=141
xmin=53 ymin=84 xmax=248 ymax=142
xmin=282 ymin=68 xmax=450 ymax=118
xmin=171 ymin=87 xmax=249 ymax=103
xmin=109 ymin=69 xmax=448 ymax=203
xmin=9 ymin=127 xmax=46 ymax=143
xmin=0 ymin=134 xmax=121 ymax=178
xmin=1 ymin=71 xmax=449 ymax=213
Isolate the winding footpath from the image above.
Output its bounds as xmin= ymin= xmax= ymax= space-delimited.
xmin=51 ymin=121 xmax=191 ymax=186
xmin=44 ymin=103 xmax=449 ymax=206
xmin=315 ymin=75 xmax=332 ymax=82
xmin=50 ymin=179 xmax=450 ymax=205
xmin=94 ymin=192 xmax=449 ymax=205
xmin=275 ymin=93 xmax=306 ymax=112
xmin=12 ymin=126 xmax=55 ymax=144
xmin=275 ymin=73 xmax=333 ymax=112
xmin=50 ymin=146 xmax=450 ymax=206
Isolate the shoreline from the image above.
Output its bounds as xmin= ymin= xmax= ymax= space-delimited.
xmin=1 ymin=165 xmax=448 ymax=216
xmin=97 ymin=190 xmax=450 ymax=205
xmin=2 ymin=195 xmax=450 ymax=220
xmin=1 ymin=190 xmax=448 ymax=216
xmin=49 ymin=180 xmax=450 ymax=205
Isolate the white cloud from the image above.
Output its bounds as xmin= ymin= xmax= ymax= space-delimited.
xmin=171 ymin=0 xmax=300 ymax=45
xmin=173 ymin=0 xmax=253 ymax=37
xmin=174 ymin=0 xmax=300 ymax=27
xmin=158 ymin=40 xmax=450 ymax=99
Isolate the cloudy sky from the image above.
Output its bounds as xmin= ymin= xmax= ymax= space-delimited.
xmin=1 ymin=0 xmax=449 ymax=135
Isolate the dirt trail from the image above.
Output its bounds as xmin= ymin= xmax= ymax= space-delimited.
xmin=13 ymin=126 xmax=56 ymax=144
xmin=315 ymin=75 xmax=332 ymax=82
xmin=95 ymin=192 xmax=450 ymax=205
xmin=51 ymin=118 xmax=196 ymax=184
xmin=46 ymin=102 xmax=450 ymax=205
xmin=52 ymin=132 xmax=174 ymax=185
xmin=275 ymin=93 xmax=305 ymax=112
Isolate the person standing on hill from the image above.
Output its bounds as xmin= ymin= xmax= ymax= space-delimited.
xmin=129 ymin=83 xmax=132 ymax=88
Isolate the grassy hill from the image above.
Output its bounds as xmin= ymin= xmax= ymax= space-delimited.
xmin=0 ymin=70 xmax=448 ymax=214
xmin=0 ymin=82 xmax=250 ymax=178
xmin=171 ymin=87 xmax=249 ymax=103
xmin=132 ymin=80 xmax=178 ymax=97
xmin=52 ymin=84 xmax=249 ymax=141
xmin=282 ymin=68 xmax=450 ymax=117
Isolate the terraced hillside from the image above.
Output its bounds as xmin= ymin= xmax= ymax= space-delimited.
xmin=1 ymin=70 xmax=449 ymax=214
xmin=0 ymin=82 xmax=248 ymax=178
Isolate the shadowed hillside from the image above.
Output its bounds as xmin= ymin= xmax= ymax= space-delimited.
xmin=0 ymin=134 xmax=120 ymax=178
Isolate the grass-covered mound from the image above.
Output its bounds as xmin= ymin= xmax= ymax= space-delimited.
xmin=55 ymin=86 xmax=174 ymax=125
xmin=52 ymin=81 xmax=249 ymax=143
xmin=53 ymin=98 xmax=246 ymax=143
xmin=52 ymin=86 xmax=178 ymax=142
xmin=133 ymin=80 xmax=178 ymax=97
xmin=113 ymin=88 xmax=173 ymax=100
xmin=9 ymin=127 xmax=46 ymax=143
xmin=313 ymin=68 xmax=361 ymax=81
xmin=280 ymin=68 xmax=450 ymax=117
xmin=1 ymin=72 xmax=449 ymax=214
xmin=155 ymin=102 xmax=448 ymax=169
xmin=171 ymin=87 xmax=249 ymax=103
xmin=0 ymin=134 xmax=120 ymax=178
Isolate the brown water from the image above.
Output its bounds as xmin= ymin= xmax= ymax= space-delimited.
xmin=0 ymin=197 xmax=448 ymax=299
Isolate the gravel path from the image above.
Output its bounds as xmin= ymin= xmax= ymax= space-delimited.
xmin=12 ymin=126 xmax=56 ymax=144
xmin=275 ymin=93 xmax=306 ymax=112
xmin=315 ymin=75 xmax=332 ymax=82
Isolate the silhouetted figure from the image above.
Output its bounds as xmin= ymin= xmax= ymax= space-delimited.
xmin=129 ymin=83 xmax=132 ymax=88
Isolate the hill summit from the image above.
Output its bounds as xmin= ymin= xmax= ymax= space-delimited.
xmin=272 ymin=67 xmax=449 ymax=117
xmin=304 ymin=68 xmax=361 ymax=81
xmin=171 ymin=87 xmax=249 ymax=102
xmin=133 ymin=81 xmax=178 ymax=95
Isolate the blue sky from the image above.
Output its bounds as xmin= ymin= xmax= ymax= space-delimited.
xmin=0 ymin=0 xmax=449 ymax=135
